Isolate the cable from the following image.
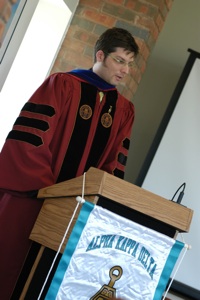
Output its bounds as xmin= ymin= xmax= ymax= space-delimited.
xmin=171 ymin=182 xmax=186 ymax=204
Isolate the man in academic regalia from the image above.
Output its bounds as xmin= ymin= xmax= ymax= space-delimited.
xmin=0 ymin=27 xmax=139 ymax=299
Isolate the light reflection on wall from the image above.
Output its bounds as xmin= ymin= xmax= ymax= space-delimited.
xmin=0 ymin=0 xmax=71 ymax=150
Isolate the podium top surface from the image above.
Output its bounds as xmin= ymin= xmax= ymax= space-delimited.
xmin=37 ymin=167 xmax=193 ymax=233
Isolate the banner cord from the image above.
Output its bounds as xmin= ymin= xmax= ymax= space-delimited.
xmin=37 ymin=172 xmax=86 ymax=300
xmin=162 ymin=234 xmax=191 ymax=299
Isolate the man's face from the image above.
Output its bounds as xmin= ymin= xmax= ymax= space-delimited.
xmin=93 ymin=47 xmax=135 ymax=86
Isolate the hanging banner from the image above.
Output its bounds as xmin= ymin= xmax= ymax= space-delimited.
xmin=45 ymin=201 xmax=184 ymax=300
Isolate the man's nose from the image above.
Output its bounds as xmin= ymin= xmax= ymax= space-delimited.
xmin=121 ymin=64 xmax=129 ymax=74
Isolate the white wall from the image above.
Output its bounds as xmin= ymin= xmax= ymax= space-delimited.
xmin=125 ymin=0 xmax=200 ymax=184
xmin=0 ymin=0 xmax=78 ymax=150
xmin=142 ymin=58 xmax=200 ymax=291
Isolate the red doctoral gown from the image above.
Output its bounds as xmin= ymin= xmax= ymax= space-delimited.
xmin=0 ymin=69 xmax=134 ymax=299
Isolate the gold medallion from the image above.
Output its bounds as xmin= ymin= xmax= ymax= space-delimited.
xmin=101 ymin=113 xmax=112 ymax=128
xmin=101 ymin=105 xmax=113 ymax=128
xmin=79 ymin=104 xmax=92 ymax=120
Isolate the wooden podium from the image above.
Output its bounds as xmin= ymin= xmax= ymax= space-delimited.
xmin=19 ymin=167 xmax=193 ymax=299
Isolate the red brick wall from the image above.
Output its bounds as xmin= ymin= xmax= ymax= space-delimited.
xmin=50 ymin=0 xmax=173 ymax=101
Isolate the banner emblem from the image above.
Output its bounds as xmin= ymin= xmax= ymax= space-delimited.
xmin=90 ymin=266 xmax=122 ymax=299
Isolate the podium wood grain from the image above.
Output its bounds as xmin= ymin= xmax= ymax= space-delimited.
xmin=31 ymin=168 xmax=193 ymax=252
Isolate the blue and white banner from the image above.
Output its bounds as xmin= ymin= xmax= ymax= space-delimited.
xmin=45 ymin=201 xmax=184 ymax=300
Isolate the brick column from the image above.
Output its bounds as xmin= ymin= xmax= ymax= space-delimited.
xmin=50 ymin=0 xmax=173 ymax=101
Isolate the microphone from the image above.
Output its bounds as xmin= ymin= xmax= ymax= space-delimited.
xmin=171 ymin=183 xmax=186 ymax=204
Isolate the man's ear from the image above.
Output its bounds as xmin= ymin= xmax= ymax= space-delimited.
xmin=96 ymin=50 xmax=105 ymax=62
